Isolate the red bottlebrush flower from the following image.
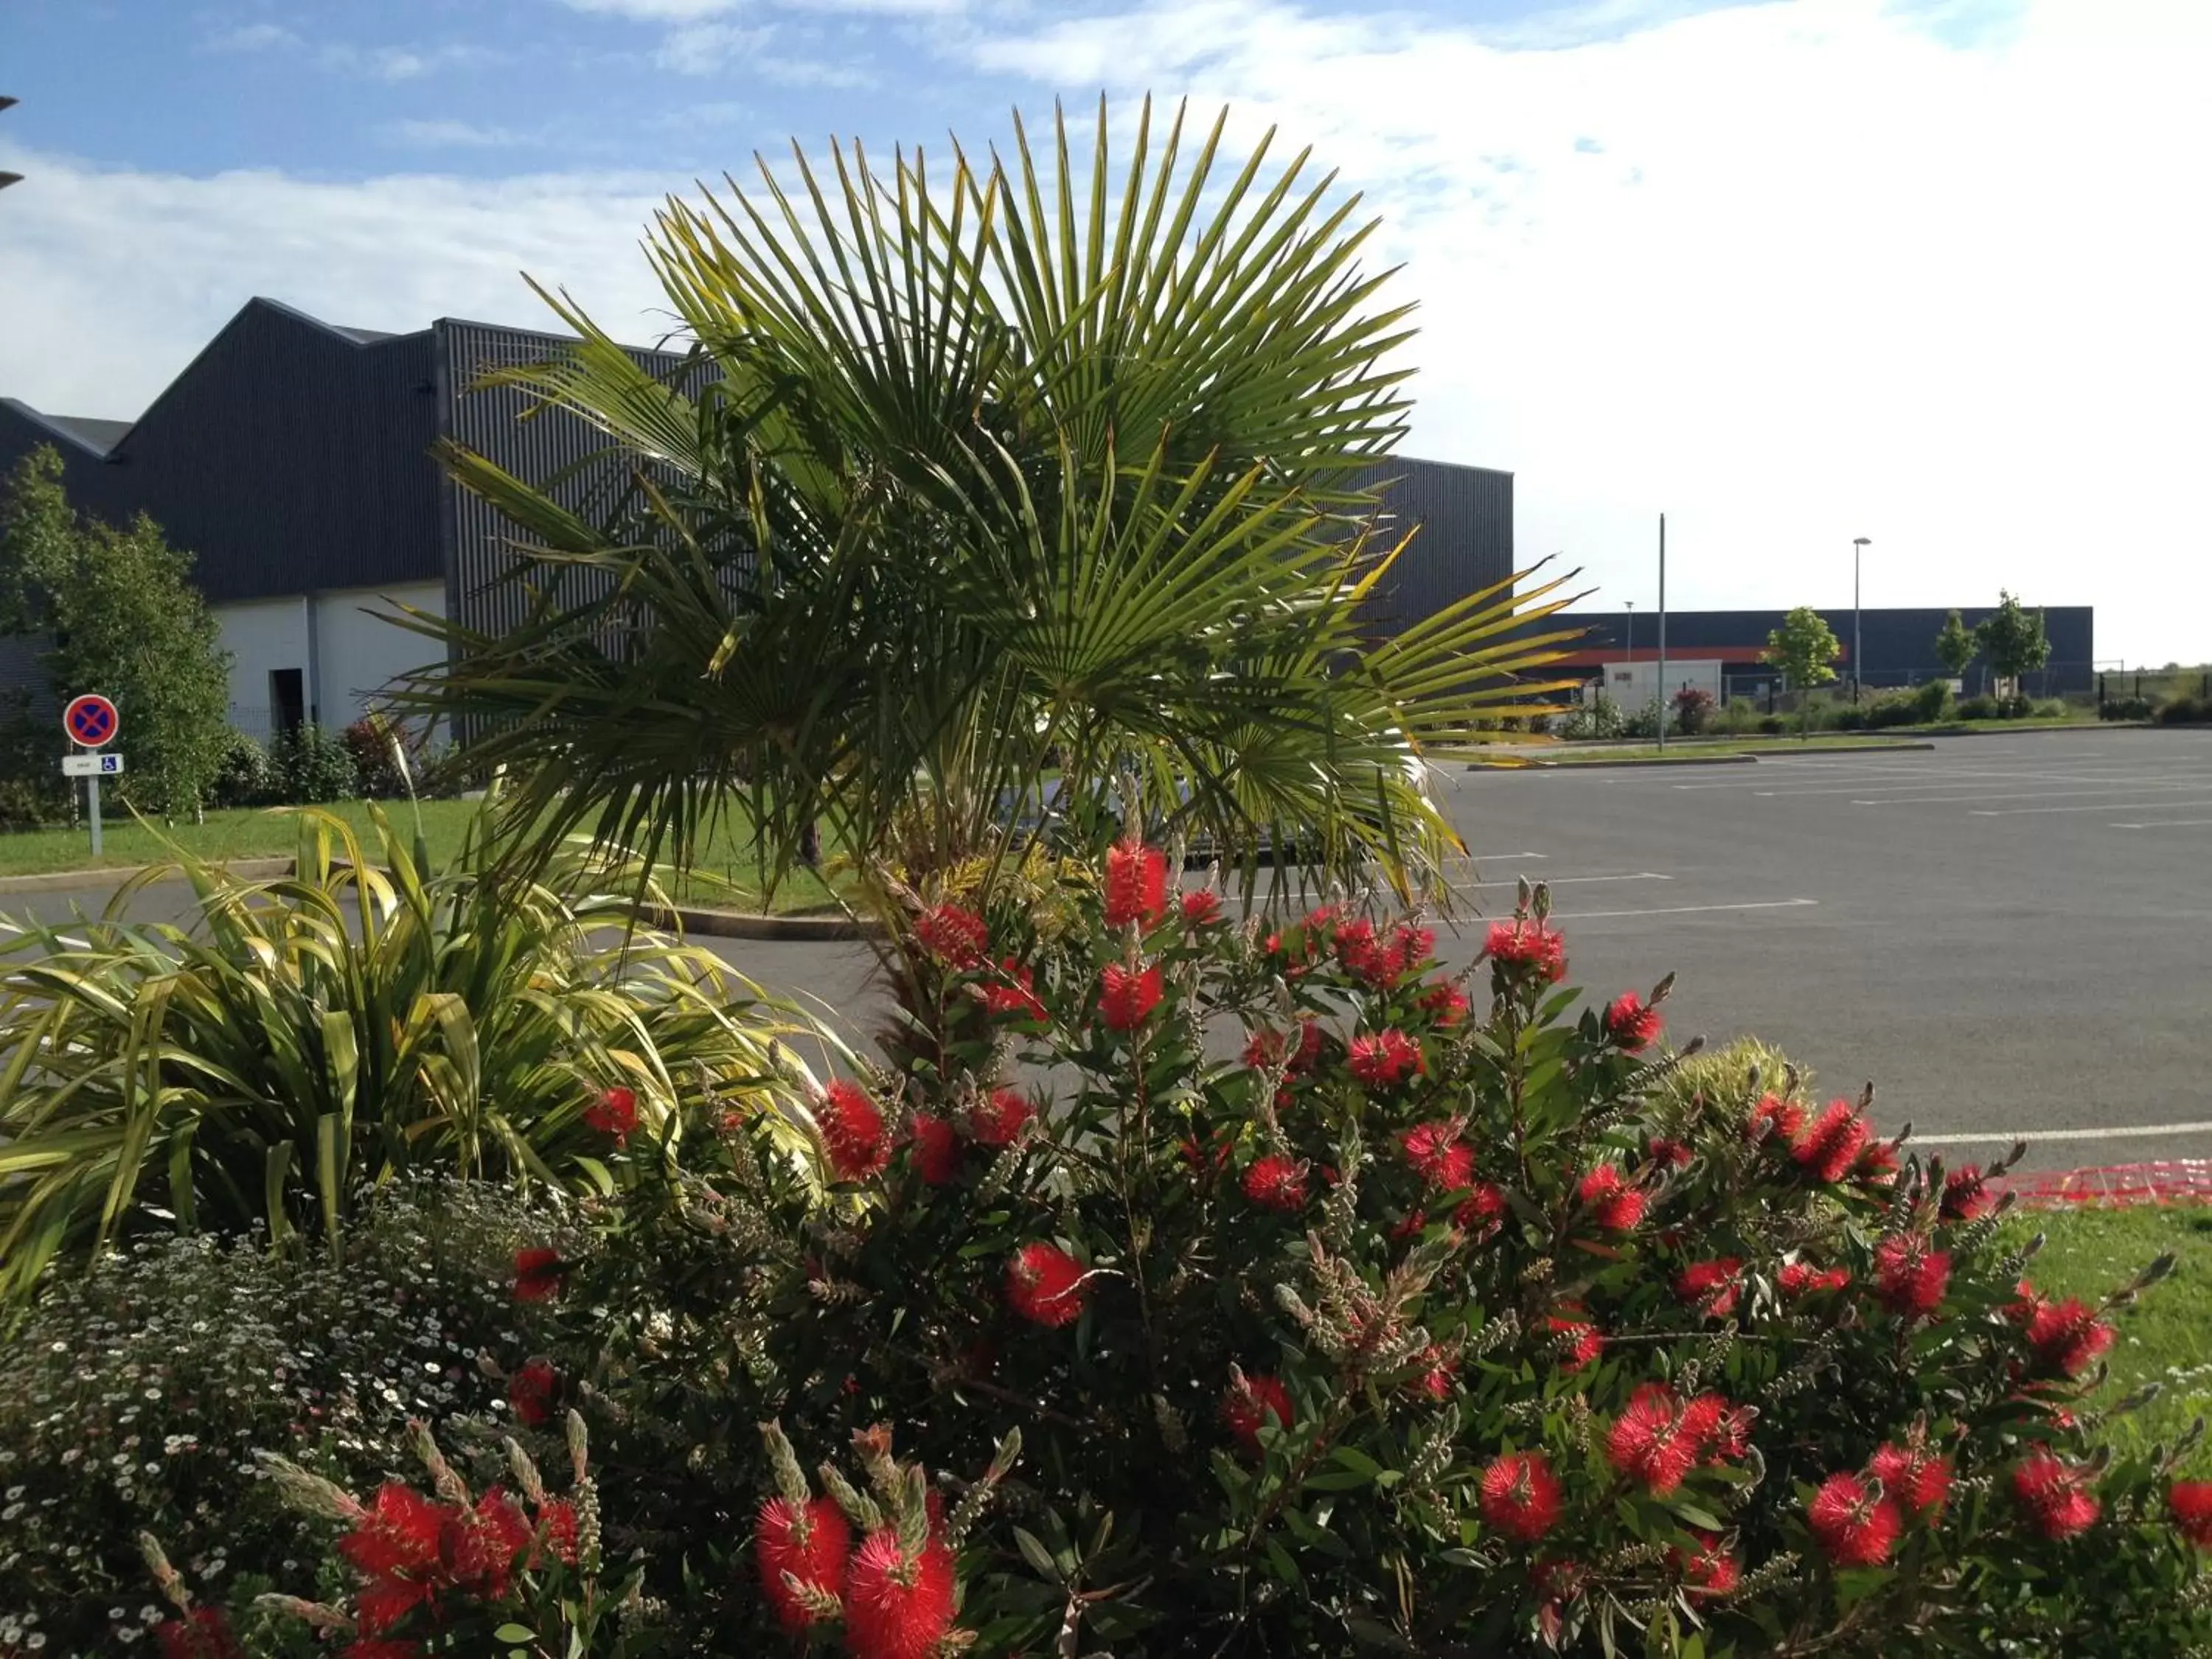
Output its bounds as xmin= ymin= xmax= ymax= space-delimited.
xmin=1547 ymin=1311 xmax=1605 ymax=1372
xmin=338 ymin=1644 xmax=425 ymax=1659
xmin=1180 ymin=888 xmax=1223 ymax=928
xmin=583 ymin=1084 xmax=639 ymax=1144
xmin=1486 ymin=917 xmax=1567 ymax=981
xmin=1779 ymin=1261 xmax=1851 ymax=1298
xmin=1348 ymin=1029 xmax=1424 ymax=1088
xmin=818 ymin=1079 xmax=891 ymax=1181
xmin=1942 ymin=1164 xmax=1996 ymax=1221
xmin=1335 ymin=918 xmax=1413 ymax=988
xmin=1857 ymin=1139 xmax=1900 ymax=1184
xmin=512 ymin=1247 xmax=565 ymax=1304
xmin=1577 ymin=1164 xmax=1646 ymax=1233
xmin=1222 ymin=1373 xmax=1296 ymax=1455
xmin=2169 ymin=1481 xmax=2212 ymax=1550
xmin=1874 ymin=1236 xmax=1952 ymax=1318
xmin=1533 ymin=1557 xmax=1585 ymax=1647
xmin=1603 ymin=991 xmax=1663 ymax=1052
xmin=1406 ymin=1343 xmax=1458 ymax=1400
xmin=1242 ymin=1154 xmax=1310 ymax=1212
xmin=1870 ymin=1440 xmax=1952 ymax=1517
xmin=970 ymin=1088 xmax=1034 ymax=1148
xmin=980 ymin=959 xmax=1046 ymax=1022
xmin=1747 ymin=1093 xmax=1806 ymax=1144
xmin=1417 ymin=980 xmax=1470 ymax=1026
xmin=757 ymin=1495 xmax=852 ymax=1635
xmin=506 ymin=1357 xmax=557 ymax=1427
xmin=338 ymin=1482 xmax=445 ymax=1630
xmin=1674 ymin=1531 xmax=1741 ymax=1598
xmin=2025 ymin=1297 xmax=2118 ymax=1378
xmin=1479 ymin=1451 xmax=1563 ymax=1543
xmin=1792 ymin=1099 xmax=1872 ymax=1183
xmin=2014 ymin=1447 xmax=2101 ymax=1540
xmin=1645 ymin=1135 xmax=1692 ymax=1171
xmin=535 ymin=1496 xmax=579 ymax=1565
xmin=845 ymin=1530 xmax=956 ymax=1659
xmin=1005 ymin=1241 xmax=1088 ymax=1328
xmin=1400 ymin=1121 xmax=1474 ymax=1190
xmin=914 ymin=902 xmax=990 ymax=968
xmin=1705 ymin=1401 xmax=1756 ymax=1464
xmin=911 ymin=1116 xmax=961 ymax=1185
xmin=1103 ymin=842 xmax=1170 ymax=929
xmin=1605 ymin=1384 xmax=1718 ymax=1495
xmin=1808 ymin=1471 xmax=1904 ymax=1566
xmin=1674 ymin=1258 xmax=1744 ymax=1320
xmin=1098 ymin=961 xmax=1164 ymax=1030
xmin=1394 ymin=922 xmax=1437 ymax=968
xmin=155 ymin=1607 xmax=243 ymax=1659
xmin=1455 ymin=1181 xmax=1508 ymax=1237
xmin=443 ymin=1487 xmax=532 ymax=1598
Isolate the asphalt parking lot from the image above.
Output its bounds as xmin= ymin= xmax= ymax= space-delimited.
xmin=7 ymin=729 xmax=2208 ymax=1170
xmin=1423 ymin=729 xmax=2212 ymax=1169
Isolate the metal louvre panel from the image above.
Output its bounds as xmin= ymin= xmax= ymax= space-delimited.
xmin=2 ymin=302 xmax=443 ymax=605
xmin=437 ymin=320 xmax=717 ymax=646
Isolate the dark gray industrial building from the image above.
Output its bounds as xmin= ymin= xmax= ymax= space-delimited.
xmin=1 ymin=297 xmax=1515 ymax=735
xmin=1550 ymin=604 xmax=2096 ymax=700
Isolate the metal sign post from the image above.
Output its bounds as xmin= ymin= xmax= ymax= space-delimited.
xmin=60 ymin=695 xmax=121 ymax=858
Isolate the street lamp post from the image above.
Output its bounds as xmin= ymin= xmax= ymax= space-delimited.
xmin=1624 ymin=601 xmax=1634 ymax=711
xmin=1852 ymin=537 xmax=1871 ymax=703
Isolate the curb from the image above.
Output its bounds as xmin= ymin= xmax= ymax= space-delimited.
xmin=1469 ymin=740 xmax=1937 ymax=772
xmin=0 ymin=857 xmax=295 ymax=897
xmin=642 ymin=903 xmax=886 ymax=942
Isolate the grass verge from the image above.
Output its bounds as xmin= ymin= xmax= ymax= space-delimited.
xmin=0 ymin=798 xmax=852 ymax=915
xmin=2012 ymin=1204 xmax=2212 ymax=1473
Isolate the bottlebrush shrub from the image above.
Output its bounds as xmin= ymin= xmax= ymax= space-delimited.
xmin=0 ymin=1180 xmax=574 ymax=1657
xmin=404 ymin=868 xmax=2208 ymax=1655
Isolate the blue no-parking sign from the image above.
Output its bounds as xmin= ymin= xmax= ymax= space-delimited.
xmin=63 ymin=693 xmax=119 ymax=748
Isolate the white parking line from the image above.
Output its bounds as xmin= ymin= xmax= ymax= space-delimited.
xmin=1554 ymin=898 xmax=1820 ymax=920
xmin=1971 ymin=797 xmax=2212 ymax=816
xmin=1756 ymin=768 xmax=2212 ymax=799
xmin=1452 ymin=872 xmax=1671 ymax=891
xmin=1470 ymin=851 xmax=1548 ymax=860
xmin=1850 ymin=777 xmax=2212 ymax=807
xmin=2111 ymin=819 xmax=2212 ymax=830
xmin=1914 ymin=1121 xmax=2212 ymax=1145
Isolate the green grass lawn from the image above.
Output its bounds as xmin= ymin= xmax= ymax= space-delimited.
xmin=2014 ymin=1204 xmax=2212 ymax=1472
xmin=0 ymin=796 xmax=850 ymax=914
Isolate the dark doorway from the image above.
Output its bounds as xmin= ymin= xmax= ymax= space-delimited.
xmin=269 ymin=667 xmax=305 ymax=737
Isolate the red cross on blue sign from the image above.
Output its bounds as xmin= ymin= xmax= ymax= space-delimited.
xmin=63 ymin=693 xmax=119 ymax=748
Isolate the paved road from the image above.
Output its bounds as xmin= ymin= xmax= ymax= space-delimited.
xmin=9 ymin=729 xmax=2208 ymax=1168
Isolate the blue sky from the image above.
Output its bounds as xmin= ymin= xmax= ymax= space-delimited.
xmin=3 ymin=0 xmax=2209 ymax=662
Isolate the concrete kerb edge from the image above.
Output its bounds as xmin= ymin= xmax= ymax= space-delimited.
xmin=641 ymin=903 xmax=886 ymax=942
xmin=0 ymin=857 xmax=296 ymax=897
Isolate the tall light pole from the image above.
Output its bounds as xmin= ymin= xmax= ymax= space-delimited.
xmin=1851 ymin=537 xmax=1871 ymax=703
xmin=1657 ymin=514 xmax=1668 ymax=752
xmin=1624 ymin=600 xmax=1634 ymax=711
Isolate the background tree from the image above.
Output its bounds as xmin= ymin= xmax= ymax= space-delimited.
xmin=0 ymin=448 xmax=234 ymax=818
xmin=389 ymin=98 xmax=1583 ymax=906
xmin=1763 ymin=605 xmax=1841 ymax=737
xmin=1975 ymin=591 xmax=2051 ymax=700
xmin=1933 ymin=608 xmax=1977 ymax=680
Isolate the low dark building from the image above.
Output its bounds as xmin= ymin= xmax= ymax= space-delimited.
xmin=1546 ymin=605 xmax=2096 ymax=701
xmin=1 ymin=297 xmax=1516 ymax=734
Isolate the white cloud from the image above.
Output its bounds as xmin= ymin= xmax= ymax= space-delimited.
xmin=657 ymin=21 xmax=775 ymax=72
xmin=562 ymin=0 xmax=747 ymax=17
xmin=385 ymin=119 xmax=533 ymax=149
xmin=204 ymin=21 xmax=300 ymax=52
xmin=965 ymin=0 xmax=2212 ymax=665
xmin=0 ymin=145 xmax=679 ymax=414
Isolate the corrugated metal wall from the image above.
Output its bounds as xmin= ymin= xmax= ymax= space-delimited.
xmin=437 ymin=319 xmax=709 ymax=642
xmin=1345 ymin=458 xmax=1515 ymax=635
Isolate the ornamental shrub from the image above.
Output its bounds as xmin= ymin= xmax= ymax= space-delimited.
xmin=211 ymin=855 xmax=2209 ymax=1656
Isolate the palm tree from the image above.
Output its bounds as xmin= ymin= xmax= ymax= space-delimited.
xmin=389 ymin=98 xmax=1582 ymax=904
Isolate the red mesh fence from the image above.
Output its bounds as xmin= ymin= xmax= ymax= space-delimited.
xmin=1994 ymin=1162 xmax=2212 ymax=1210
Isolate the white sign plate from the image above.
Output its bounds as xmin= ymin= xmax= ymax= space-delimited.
xmin=62 ymin=752 xmax=124 ymax=776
